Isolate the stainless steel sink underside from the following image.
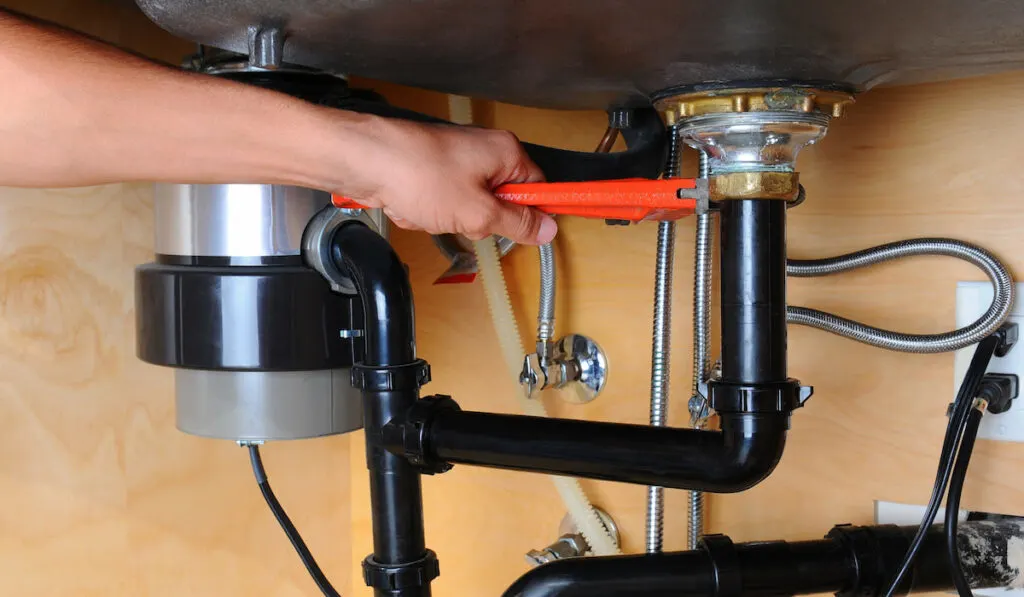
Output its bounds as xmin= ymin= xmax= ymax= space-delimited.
xmin=136 ymin=0 xmax=1024 ymax=109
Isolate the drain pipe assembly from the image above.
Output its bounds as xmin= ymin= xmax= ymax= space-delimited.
xmin=503 ymin=520 xmax=1024 ymax=597
xmin=330 ymin=222 xmax=439 ymax=597
xmin=379 ymin=89 xmax=826 ymax=496
xmin=133 ymin=67 xmax=1023 ymax=597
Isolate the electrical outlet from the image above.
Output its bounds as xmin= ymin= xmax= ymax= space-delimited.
xmin=955 ymin=282 xmax=1024 ymax=442
xmin=874 ymin=499 xmax=967 ymax=526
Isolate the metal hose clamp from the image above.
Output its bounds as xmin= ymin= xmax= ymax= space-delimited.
xmin=302 ymin=206 xmax=388 ymax=294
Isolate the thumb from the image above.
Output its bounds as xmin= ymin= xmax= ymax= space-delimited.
xmin=493 ymin=203 xmax=557 ymax=245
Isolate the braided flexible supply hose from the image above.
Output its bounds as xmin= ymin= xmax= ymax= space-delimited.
xmin=538 ymin=242 xmax=556 ymax=346
xmin=645 ymin=220 xmax=676 ymax=554
xmin=788 ymin=238 xmax=1013 ymax=353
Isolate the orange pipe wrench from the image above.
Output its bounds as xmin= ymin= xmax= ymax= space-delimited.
xmin=332 ymin=177 xmax=700 ymax=222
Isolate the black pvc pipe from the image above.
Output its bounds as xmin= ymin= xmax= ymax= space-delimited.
xmin=421 ymin=410 xmax=788 ymax=492
xmin=331 ymin=223 xmax=415 ymax=367
xmin=225 ymin=71 xmax=668 ymax=182
xmin=719 ymin=200 xmax=788 ymax=384
xmin=363 ymin=390 xmax=429 ymax=568
xmin=504 ymin=522 xmax=1024 ymax=597
xmin=502 ymin=551 xmax=716 ymax=597
xmin=329 ymin=98 xmax=669 ymax=182
xmin=503 ymin=541 xmax=849 ymax=597
xmin=331 ymin=222 xmax=431 ymax=597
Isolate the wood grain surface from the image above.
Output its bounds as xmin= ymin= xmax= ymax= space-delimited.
xmin=4 ymin=4 xmax=1024 ymax=595
xmin=0 ymin=184 xmax=353 ymax=596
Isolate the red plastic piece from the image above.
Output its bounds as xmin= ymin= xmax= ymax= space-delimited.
xmin=332 ymin=178 xmax=698 ymax=222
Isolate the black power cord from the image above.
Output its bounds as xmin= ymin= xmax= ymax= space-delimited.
xmin=945 ymin=403 xmax=985 ymax=597
xmin=943 ymin=369 xmax=1019 ymax=597
xmin=880 ymin=328 xmax=1010 ymax=597
xmin=248 ymin=444 xmax=342 ymax=597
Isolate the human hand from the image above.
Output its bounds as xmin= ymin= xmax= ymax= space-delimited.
xmin=325 ymin=114 xmax=556 ymax=245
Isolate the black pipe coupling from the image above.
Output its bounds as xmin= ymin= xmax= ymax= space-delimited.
xmin=700 ymin=535 xmax=743 ymax=597
xmin=351 ymin=359 xmax=432 ymax=392
xmin=826 ymin=524 xmax=912 ymax=597
xmin=709 ymin=379 xmax=813 ymax=414
xmin=381 ymin=395 xmax=460 ymax=475
xmin=363 ymin=549 xmax=441 ymax=593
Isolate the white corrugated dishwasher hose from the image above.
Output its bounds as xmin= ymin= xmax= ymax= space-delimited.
xmin=473 ymin=237 xmax=621 ymax=556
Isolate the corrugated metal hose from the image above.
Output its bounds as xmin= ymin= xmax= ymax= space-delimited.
xmin=538 ymin=242 xmax=556 ymax=346
xmin=687 ymin=150 xmax=713 ymax=551
xmin=788 ymin=238 xmax=1014 ymax=353
xmin=646 ymin=125 xmax=681 ymax=554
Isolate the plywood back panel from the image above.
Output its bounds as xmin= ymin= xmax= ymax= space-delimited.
xmin=0 ymin=184 xmax=355 ymax=596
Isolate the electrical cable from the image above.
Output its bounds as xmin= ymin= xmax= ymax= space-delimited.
xmin=880 ymin=334 xmax=1001 ymax=597
xmin=946 ymin=403 xmax=985 ymax=597
xmin=247 ymin=445 xmax=342 ymax=597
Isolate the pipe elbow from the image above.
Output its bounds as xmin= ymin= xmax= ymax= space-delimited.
xmin=503 ymin=551 xmax=715 ymax=597
xmin=707 ymin=413 xmax=789 ymax=493
xmin=329 ymin=221 xmax=416 ymax=366
xmin=503 ymin=559 xmax=576 ymax=597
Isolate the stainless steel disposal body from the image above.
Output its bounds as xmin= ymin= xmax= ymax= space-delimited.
xmin=137 ymin=182 xmax=366 ymax=441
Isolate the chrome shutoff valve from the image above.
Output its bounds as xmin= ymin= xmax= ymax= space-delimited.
xmin=525 ymin=509 xmax=620 ymax=567
xmin=525 ymin=533 xmax=588 ymax=566
xmin=519 ymin=334 xmax=608 ymax=403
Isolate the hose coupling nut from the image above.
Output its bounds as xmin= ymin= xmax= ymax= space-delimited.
xmin=525 ymin=534 xmax=589 ymax=566
xmin=525 ymin=509 xmax=620 ymax=567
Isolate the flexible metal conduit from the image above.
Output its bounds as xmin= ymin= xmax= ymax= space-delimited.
xmin=687 ymin=150 xmax=712 ymax=551
xmin=788 ymin=238 xmax=1014 ymax=353
xmin=646 ymin=126 xmax=681 ymax=554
